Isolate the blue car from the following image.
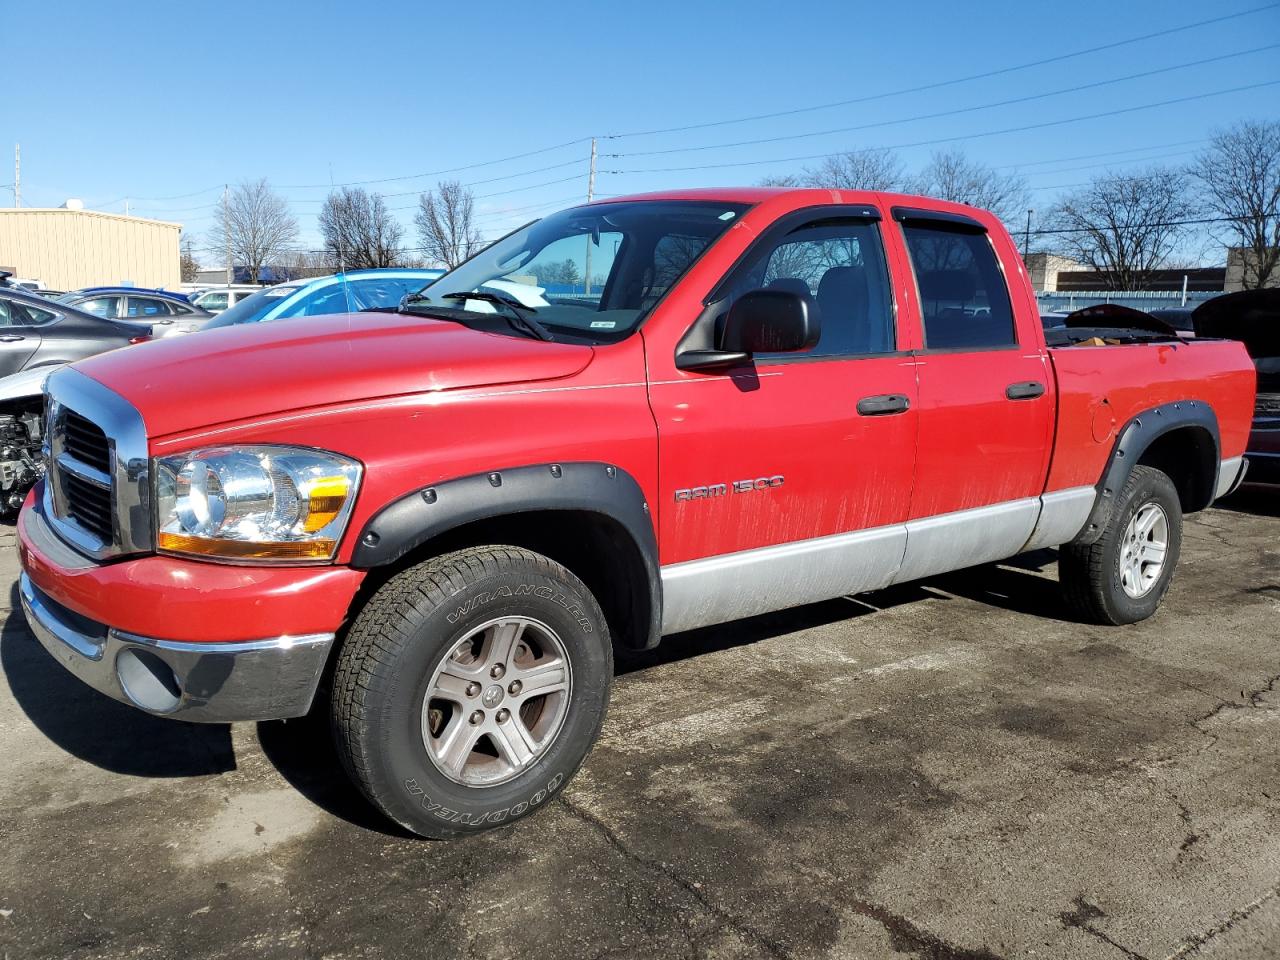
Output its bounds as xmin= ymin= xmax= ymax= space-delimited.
xmin=200 ymin=269 xmax=445 ymax=332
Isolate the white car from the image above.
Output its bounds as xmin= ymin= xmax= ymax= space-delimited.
xmin=191 ymin=287 xmax=262 ymax=314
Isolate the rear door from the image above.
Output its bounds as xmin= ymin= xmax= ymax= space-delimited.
xmin=0 ymin=295 xmax=47 ymax=375
xmin=890 ymin=207 xmax=1053 ymax=580
xmin=651 ymin=207 xmax=920 ymax=632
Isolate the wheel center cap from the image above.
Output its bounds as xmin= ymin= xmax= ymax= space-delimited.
xmin=482 ymin=685 xmax=505 ymax=708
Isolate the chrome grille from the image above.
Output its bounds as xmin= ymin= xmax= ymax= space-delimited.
xmin=63 ymin=411 xmax=111 ymax=473
xmin=43 ymin=368 xmax=151 ymax=561
xmin=61 ymin=468 xmax=114 ymax=540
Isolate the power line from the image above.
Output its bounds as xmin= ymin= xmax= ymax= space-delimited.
xmin=75 ymin=5 xmax=1277 ymax=212
xmin=606 ymin=2 xmax=1280 ymax=139
xmin=994 ymin=139 xmax=1210 ymax=171
xmin=275 ymin=137 xmax=598 ymax=189
xmin=1029 ymin=214 xmax=1259 ymax=237
xmin=610 ymin=80 xmax=1280 ymax=174
xmin=609 ymin=45 xmax=1278 ymax=159
xmin=1021 ymin=149 xmax=1202 ymax=183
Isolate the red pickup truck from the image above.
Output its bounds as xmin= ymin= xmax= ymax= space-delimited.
xmin=18 ymin=188 xmax=1255 ymax=838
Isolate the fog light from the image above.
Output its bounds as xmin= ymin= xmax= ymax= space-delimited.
xmin=116 ymin=647 xmax=182 ymax=714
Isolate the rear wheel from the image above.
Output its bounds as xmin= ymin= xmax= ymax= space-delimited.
xmin=1059 ymin=465 xmax=1182 ymax=625
xmin=331 ymin=546 xmax=611 ymax=838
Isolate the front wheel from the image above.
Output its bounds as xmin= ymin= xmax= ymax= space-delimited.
xmin=1059 ymin=465 xmax=1183 ymax=625
xmin=331 ymin=546 xmax=612 ymax=838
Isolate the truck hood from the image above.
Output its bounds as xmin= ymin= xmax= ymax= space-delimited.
xmin=73 ymin=312 xmax=594 ymax=438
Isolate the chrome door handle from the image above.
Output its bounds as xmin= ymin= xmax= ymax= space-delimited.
xmin=0 ymin=335 xmax=25 ymax=342
xmin=1006 ymin=381 xmax=1045 ymax=400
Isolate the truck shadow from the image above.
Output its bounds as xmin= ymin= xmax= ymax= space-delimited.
xmin=0 ymin=583 xmax=236 ymax=777
xmin=1215 ymin=485 xmax=1280 ymax=518
xmin=256 ymin=712 xmax=414 ymax=837
xmin=257 ymin=554 xmax=1074 ymax=832
xmin=617 ymin=548 xmax=1071 ymax=676
xmin=3 ymin=549 xmax=1071 ymax=827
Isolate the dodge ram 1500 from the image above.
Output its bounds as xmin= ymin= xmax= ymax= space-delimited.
xmin=19 ymin=189 xmax=1255 ymax=837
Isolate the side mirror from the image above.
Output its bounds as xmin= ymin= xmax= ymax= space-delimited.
xmin=676 ymin=289 xmax=820 ymax=371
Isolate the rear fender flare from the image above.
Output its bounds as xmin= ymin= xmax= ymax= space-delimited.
xmin=1074 ymin=400 xmax=1219 ymax=545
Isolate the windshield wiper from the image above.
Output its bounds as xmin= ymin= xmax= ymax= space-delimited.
xmin=441 ymin=292 xmax=555 ymax=342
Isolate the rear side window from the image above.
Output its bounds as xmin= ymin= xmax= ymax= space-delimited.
xmin=13 ymin=301 xmax=56 ymax=326
xmin=901 ymin=225 xmax=1015 ymax=350
xmin=127 ymin=296 xmax=170 ymax=317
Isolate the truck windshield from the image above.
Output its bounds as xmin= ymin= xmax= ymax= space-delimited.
xmin=409 ymin=200 xmax=750 ymax=340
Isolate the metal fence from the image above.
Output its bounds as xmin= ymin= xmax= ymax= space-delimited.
xmin=1036 ymin=290 xmax=1220 ymax=313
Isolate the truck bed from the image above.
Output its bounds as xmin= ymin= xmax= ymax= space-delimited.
xmin=1044 ymin=338 xmax=1256 ymax=492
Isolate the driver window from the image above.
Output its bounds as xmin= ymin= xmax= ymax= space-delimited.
xmin=723 ymin=219 xmax=896 ymax=358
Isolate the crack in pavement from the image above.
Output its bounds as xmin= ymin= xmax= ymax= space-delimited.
xmin=1191 ymin=674 xmax=1280 ymax=729
xmin=560 ymin=798 xmax=1007 ymax=960
xmin=1060 ymin=896 xmax=1150 ymax=960
xmin=844 ymin=899 xmax=1008 ymax=960
xmin=1162 ymin=883 xmax=1280 ymax=959
xmin=557 ymin=797 xmax=789 ymax=959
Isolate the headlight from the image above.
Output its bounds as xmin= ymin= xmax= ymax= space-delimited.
xmin=154 ymin=446 xmax=361 ymax=562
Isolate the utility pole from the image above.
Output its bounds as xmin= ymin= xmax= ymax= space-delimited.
xmin=583 ymin=137 xmax=597 ymax=298
xmin=1023 ymin=208 xmax=1033 ymax=258
xmin=13 ymin=144 xmax=19 ymax=209
xmin=223 ymin=184 xmax=232 ymax=286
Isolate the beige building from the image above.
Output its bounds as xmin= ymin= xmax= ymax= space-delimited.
xmin=1225 ymin=247 xmax=1280 ymax=292
xmin=0 ymin=207 xmax=182 ymax=290
xmin=1021 ymin=252 xmax=1086 ymax=292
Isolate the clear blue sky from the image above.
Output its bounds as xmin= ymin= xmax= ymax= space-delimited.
xmin=3 ymin=0 xmax=1278 ymax=261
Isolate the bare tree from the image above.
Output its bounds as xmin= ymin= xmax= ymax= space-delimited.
xmin=179 ymin=237 xmax=200 ymax=282
xmin=1045 ymin=166 xmax=1195 ymax=290
xmin=208 ymin=179 xmax=298 ymax=283
xmin=278 ymin=249 xmax=332 ymax=281
xmin=757 ymin=173 xmax=802 ymax=187
xmin=803 ymin=148 xmax=908 ymax=191
xmin=415 ymin=180 xmax=483 ymax=269
xmin=912 ymin=148 xmax=1029 ymax=224
xmin=1191 ymin=120 xmax=1280 ymax=289
xmin=319 ymin=187 xmax=404 ymax=269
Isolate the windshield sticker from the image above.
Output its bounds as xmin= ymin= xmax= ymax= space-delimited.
xmin=719 ymin=211 xmax=737 ymax=221
xmin=589 ymin=321 xmax=617 ymax=329
xmin=264 ymin=288 xmax=294 ymax=297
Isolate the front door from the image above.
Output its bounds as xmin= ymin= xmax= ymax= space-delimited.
xmin=650 ymin=210 xmax=919 ymax=633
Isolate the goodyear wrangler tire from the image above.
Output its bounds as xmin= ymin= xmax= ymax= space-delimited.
xmin=331 ymin=545 xmax=612 ymax=838
xmin=1059 ymin=465 xmax=1182 ymax=626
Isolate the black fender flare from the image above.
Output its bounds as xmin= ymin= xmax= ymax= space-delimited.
xmin=1074 ymin=400 xmax=1219 ymax=545
xmin=349 ymin=462 xmax=661 ymax=648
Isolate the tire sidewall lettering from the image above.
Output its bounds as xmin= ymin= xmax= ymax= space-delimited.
xmin=400 ymin=771 xmax=566 ymax=828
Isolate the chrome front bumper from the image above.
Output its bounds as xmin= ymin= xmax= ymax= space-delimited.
xmin=20 ymin=573 xmax=334 ymax=723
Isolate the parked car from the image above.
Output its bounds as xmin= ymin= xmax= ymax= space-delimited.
xmin=0 ymin=286 xmax=149 ymax=511
xmin=198 ymin=269 xmax=446 ymax=331
xmin=190 ymin=286 xmax=261 ymax=314
xmin=1192 ymin=289 xmax=1280 ymax=485
xmin=19 ymin=189 xmax=1255 ymax=840
xmin=56 ymin=287 xmax=211 ymax=336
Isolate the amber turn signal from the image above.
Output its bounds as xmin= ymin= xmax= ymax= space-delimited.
xmin=157 ymin=532 xmax=335 ymax=560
